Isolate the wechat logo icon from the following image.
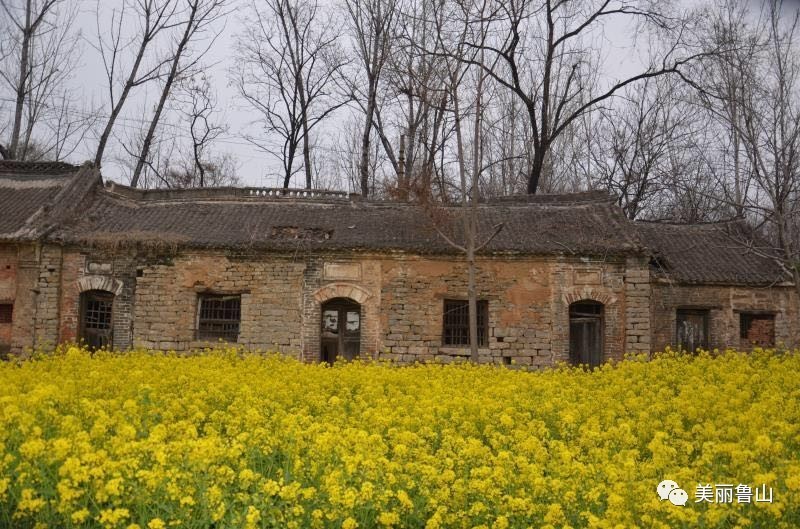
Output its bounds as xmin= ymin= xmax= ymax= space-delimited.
xmin=658 ymin=480 xmax=688 ymax=506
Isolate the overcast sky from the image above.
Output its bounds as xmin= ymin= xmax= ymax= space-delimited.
xmin=60 ymin=0 xmax=777 ymax=188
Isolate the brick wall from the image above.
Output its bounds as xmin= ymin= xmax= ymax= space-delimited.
xmin=4 ymin=243 xmax=797 ymax=362
xmin=133 ymin=251 xmax=306 ymax=355
xmin=0 ymin=244 xmax=17 ymax=353
xmin=650 ymin=282 xmax=798 ymax=352
xmin=378 ymin=256 xmax=632 ymax=367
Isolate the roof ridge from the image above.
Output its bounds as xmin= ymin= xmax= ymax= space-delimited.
xmin=0 ymin=160 xmax=82 ymax=175
xmin=635 ymin=217 xmax=744 ymax=228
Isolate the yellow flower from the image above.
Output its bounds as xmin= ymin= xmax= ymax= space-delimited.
xmin=71 ymin=508 xmax=90 ymax=524
xmin=147 ymin=519 xmax=166 ymax=529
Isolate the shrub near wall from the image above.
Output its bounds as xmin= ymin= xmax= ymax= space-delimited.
xmin=0 ymin=348 xmax=798 ymax=529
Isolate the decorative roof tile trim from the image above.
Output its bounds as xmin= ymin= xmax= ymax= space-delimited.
xmin=0 ymin=160 xmax=81 ymax=175
xmin=103 ymin=181 xmax=360 ymax=203
xmin=0 ymin=177 xmax=67 ymax=189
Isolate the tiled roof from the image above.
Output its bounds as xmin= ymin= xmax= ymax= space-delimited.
xmin=0 ymin=162 xmax=791 ymax=286
xmin=49 ymin=183 xmax=643 ymax=255
xmin=0 ymin=161 xmax=90 ymax=240
xmin=636 ymin=221 xmax=789 ymax=285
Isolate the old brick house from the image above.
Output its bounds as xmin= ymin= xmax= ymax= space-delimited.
xmin=1 ymin=161 xmax=796 ymax=365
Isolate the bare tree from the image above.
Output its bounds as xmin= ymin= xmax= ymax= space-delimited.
xmin=129 ymin=0 xmax=230 ymax=187
xmin=590 ymin=77 xmax=697 ymax=219
xmin=340 ymin=0 xmax=399 ymax=197
xmin=732 ymin=0 xmax=800 ymax=298
xmin=0 ymin=0 xmax=90 ymax=160
xmin=234 ymin=0 xmax=349 ymax=189
xmin=453 ymin=0 xmax=707 ymax=194
xmin=92 ymin=0 xmax=178 ymax=168
xmin=408 ymin=0 xmax=503 ymax=362
xmin=692 ymin=0 xmax=763 ymax=215
xmin=174 ymin=73 xmax=230 ymax=187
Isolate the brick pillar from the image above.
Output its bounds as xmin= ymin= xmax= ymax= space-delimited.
xmin=32 ymin=245 xmax=63 ymax=350
xmin=11 ymin=244 xmax=39 ymax=354
xmin=624 ymin=256 xmax=651 ymax=354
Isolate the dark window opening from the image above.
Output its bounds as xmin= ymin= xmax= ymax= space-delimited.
xmin=740 ymin=313 xmax=775 ymax=348
xmin=79 ymin=291 xmax=114 ymax=350
xmin=0 ymin=304 xmax=12 ymax=323
xmin=569 ymin=300 xmax=604 ymax=368
xmin=197 ymin=294 xmax=241 ymax=341
xmin=676 ymin=309 xmax=709 ymax=353
xmin=442 ymin=299 xmax=489 ymax=346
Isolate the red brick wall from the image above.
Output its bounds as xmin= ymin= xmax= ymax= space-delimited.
xmin=741 ymin=315 xmax=775 ymax=348
xmin=0 ymin=244 xmax=18 ymax=350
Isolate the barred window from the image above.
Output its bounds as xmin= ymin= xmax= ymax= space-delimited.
xmin=80 ymin=291 xmax=114 ymax=350
xmin=0 ymin=304 xmax=12 ymax=324
xmin=197 ymin=294 xmax=241 ymax=341
xmin=442 ymin=299 xmax=488 ymax=346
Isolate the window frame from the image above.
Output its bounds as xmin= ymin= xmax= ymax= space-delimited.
xmin=196 ymin=294 xmax=241 ymax=342
xmin=675 ymin=308 xmax=710 ymax=352
xmin=0 ymin=303 xmax=12 ymax=324
xmin=441 ymin=299 xmax=489 ymax=347
xmin=79 ymin=290 xmax=115 ymax=350
xmin=739 ymin=312 xmax=776 ymax=347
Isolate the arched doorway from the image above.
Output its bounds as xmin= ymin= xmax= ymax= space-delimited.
xmin=79 ymin=290 xmax=115 ymax=350
xmin=321 ymin=298 xmax=361 ymax=363
xmin=569 ymin=300 xmax=604 ymax=368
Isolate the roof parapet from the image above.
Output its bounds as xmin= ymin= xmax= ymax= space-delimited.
xmin=103 ymin=181 xmax=361 ymax=202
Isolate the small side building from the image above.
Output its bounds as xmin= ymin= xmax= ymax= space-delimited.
xmin=638 ymin=222 xmax=796 ymax=352
xmin=0 ymin=161 xmax=796 ymax=364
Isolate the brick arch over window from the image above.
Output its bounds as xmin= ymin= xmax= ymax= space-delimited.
xmin=562 ymin=288 xmax=617 ymax=306
xmin=76 ymin=275 xmax=124 ymax=296
xmin=313 ymin=283 xmax=372 ymax=304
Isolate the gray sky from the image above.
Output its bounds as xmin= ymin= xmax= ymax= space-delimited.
xmin=65 ymin=0 xmax=707 ymax=188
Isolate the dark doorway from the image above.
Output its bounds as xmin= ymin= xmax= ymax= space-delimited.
xmin=79 ymin=290 xmax=114 ymax=350
xmin=569 ymin=300 xmax=604 ymax=368
xmin=321 ymin=298 xmax=361 ymax=363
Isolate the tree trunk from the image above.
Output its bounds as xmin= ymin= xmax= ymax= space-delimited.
xmin=527 ymin=145 xmax=546 ymax=194
xmin=131 ymin=3 xmax=198 ymax=188
xmin=94 ymin=40 xmax=151 ymax=168
xmin=8 ymin=0 xmax=33 ymax=160
xmin=359 ymin=76 xmax=378 ymax=197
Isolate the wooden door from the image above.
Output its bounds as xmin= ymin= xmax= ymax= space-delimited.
xmin=321 ymin=298 xmax=361 ymax=363
xmin=676 ymin=309 xmax=709 ymax=352
xmin=569 ymin=301 xmax=603 ymax=368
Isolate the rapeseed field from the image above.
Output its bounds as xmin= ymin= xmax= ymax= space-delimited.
xmin=0 ymin=347 xmax=798 ymax=528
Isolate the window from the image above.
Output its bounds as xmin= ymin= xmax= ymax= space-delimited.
xmin=740 ymin=313 xmax=775 ymax=347
xmin=0 ymin=304 xmax=11 ymax=323
xmin=442 ymin=299 xmax=488 ymax=346
xmin=80 ymin=291 xmax=114 ymax=350
xmin=197 ymin=294 xmax=241 ymax=341
xmin=676 ymin=309 xmax=709 ymax=352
